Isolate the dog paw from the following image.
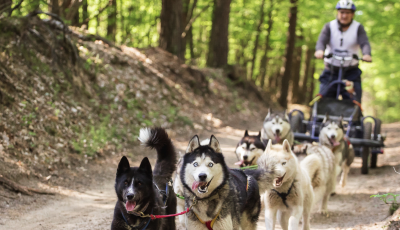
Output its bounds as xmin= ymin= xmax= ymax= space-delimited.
xmin=340 ymin=181 xmax=346 ymax=187
xmin=320 ymin=210 xmax=329 ymax=217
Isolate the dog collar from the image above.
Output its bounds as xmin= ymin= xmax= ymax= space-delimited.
xmin=121 ymin=208 xmax=153 ymax=230
xmin=272 ymin=180 xmax=295 ymax=208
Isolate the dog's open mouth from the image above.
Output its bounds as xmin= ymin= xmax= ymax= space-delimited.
xmin=192 ymin=177 xmax=213 ymax=194
xmin=328 ymin=137 xmax=340 ymax=147
xmin=273 ymin=173 xmax=286 ymax=187
xmin=125 ymin=200 xmax=137 ymax=212
xmin=235 ymin=156 xmax=256 ymax=167
xmin=274 ymin=134 xmax=281 ymax=143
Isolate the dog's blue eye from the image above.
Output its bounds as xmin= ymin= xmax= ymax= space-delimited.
xmin=193 ymin=162 xmax=198 ymax=167
xmin=208 ymin=163 xmax=214 ymax=167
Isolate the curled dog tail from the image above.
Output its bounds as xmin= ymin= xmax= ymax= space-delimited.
xmin=139 ymin=127 xmax=177 ymax=177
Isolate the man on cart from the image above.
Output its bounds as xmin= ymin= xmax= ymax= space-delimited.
xmin=315 ymin=0 xmax=372 ymax=104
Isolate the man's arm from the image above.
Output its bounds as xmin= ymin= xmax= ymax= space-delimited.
xmin=357 ymin=24 xmax=371 ymax=55
xmin=316 ymin=23 xmax=331 ymax=51
xmin=357 ymin=24 xmax=372 ymax=61
xmin=315 ymin=23 xmax=330 ymax=58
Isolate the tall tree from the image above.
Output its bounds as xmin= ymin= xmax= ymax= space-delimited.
xmin=278 ymin=0 xmax=298 ymax=108
xmin=291 ymin=36 xmax=303 ymax=104
xmin=206 ymin=0 xmax=231 ymax=68
xmin=107 ymin=0 xmax=117 ymax=41
xmin=298 ymin=45 xmax=314 ymax=104
xmin=159 ymin=0 xmax=183 ymax=58
xmin=249 ymin=0 xmax=267 ymax=82
xmin=258 ymin=0 xmax=275 ymax=88
xmin=51 ymin=0 xmax=60 ymax=16
xmin=82 ymin=0 xmax=88 ymax=28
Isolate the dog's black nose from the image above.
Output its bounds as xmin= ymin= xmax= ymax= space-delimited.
xmin=127 ymin=193 xmax=134 ymax=200
xmin=275 ymin=129 xmax=280 ymax=134
xmin=198 ymin=173 xmax=207 ymax=181
xmin=243 ymin=155 xmax=248 ymax=160
xmin=331 ymin=135 xmax=336 ymax=139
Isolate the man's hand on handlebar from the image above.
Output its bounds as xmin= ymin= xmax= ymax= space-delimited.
xmin=362 ymin=54 xmax=372 ymax=62
xmin=314 ymin=50 xmax=324 ymax=59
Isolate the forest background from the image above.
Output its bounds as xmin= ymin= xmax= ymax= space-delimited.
xmin=2 ymin=0 xmax=399 ymax=122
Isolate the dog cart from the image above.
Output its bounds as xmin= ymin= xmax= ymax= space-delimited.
xmin=289 ymin=54 xmax=385 ymax=174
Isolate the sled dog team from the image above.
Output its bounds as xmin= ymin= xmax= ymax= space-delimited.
xmin=111 ymin=110 xmax=354 ymax=230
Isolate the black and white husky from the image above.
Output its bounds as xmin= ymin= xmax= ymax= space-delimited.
xmin=111 ymin=127 xmax=177 ymax=230
xmin=319 ymin=114 xmax=355 ymax=187
xmin=261 ymin=109 xmax=294 ymax=146
xmin=180 ymin=135 xmax=261 ymax=230
xmin=234 ymin=130 xmax=265 ymax=167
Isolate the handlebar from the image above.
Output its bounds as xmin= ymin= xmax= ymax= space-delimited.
xmin=323 ymin=53 xmax=372 ymax=63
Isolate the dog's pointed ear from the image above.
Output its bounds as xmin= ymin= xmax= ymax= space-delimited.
xmin=244 ymin=130 xmax=249 ymax=137
xmin=209 ymin=135 xmax=222 ymax=153
xmin=284 ymin=109 xmax=290 ymax=121
xmin=283 ymin=139 xmax=292 ymax=153
xmin=117 ymin=156 xmax=130 ymax=176
xmin=339 ymin=115 xmax=344 ymax=127
xmin=265 ymin=109 xmax=271 ymax=121
xmin=264 ymin=139 xmax=273 ymax=155
xmin=186 ymin=135 xmax=200 ymax=153
xmin=257 ymin=131 xmax=261 ymax=138
xmin=139 ymin=157 xmax=152 ymax=175
xmin=323 ymin=113 xmax=330 ymax=124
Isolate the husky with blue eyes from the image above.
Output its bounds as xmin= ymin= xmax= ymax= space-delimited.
xmin=261 ymin=109 xmax=294 ymax=146
xmin=180 ymin=135 xmax=262 ymax=230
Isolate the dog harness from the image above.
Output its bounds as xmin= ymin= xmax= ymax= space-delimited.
xmin=193 ymin=208 xmax=222 ymax=230
xmin=121 ymin=208 xmax=153 ymax=230
xmin=272 ymin=181 xmax=295 ymax=208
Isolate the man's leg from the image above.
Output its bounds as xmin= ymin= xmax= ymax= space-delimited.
xmin=319 ymin=69 xmax=338 ymax=98
xmin=345 ymin=68 xmax=362 ymax=103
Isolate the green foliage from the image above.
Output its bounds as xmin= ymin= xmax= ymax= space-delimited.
xmin=10 ymin=0 xmax=400 ymax=122
xmin=371 ymin=193 xmax=400 ymax=215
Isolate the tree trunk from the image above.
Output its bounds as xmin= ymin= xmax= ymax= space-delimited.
xmin=307 ymin=63 xmax=316 ymax=103
xmin=259 ymin=0 xmax=275 ymax=88
xmin=298 ymin=45 xmax=314 ymax=104
xmin=206 ymin=0 xmax=231 ymax=68
xmin=51 ymin=0 xmax=60 ymax=16
xmin=278 ymin=0 xmax=298 ymax=108
xmin=0 ymin=0 xmax=12 ymax=12
xmin=188 ymin=26 xmax=195 ymax=63
xmin=249 ymin=0 xmax=266 ymax=82
xmin=291 ymin=37 xmax=303 ymax=104
xmin=82 ymin=0 xmax=88 ymax=28
xmin=107 ymin=0 xmax=117 ymax=41
xmin=159 ymin=0 xmax=183 ymax=58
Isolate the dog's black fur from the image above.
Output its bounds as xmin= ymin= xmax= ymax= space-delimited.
xmin=236 ymin=130 xmax=266 ymax=151
xmin=111 ymin=127 xmax=177 ymax=230
xmin=181 ymin=136 xmax=261 ymax=228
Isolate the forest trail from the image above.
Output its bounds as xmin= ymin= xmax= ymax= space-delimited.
xmin=1 ymin=122 xmax=399 ymax=230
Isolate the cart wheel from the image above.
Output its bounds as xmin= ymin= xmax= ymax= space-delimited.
xmin=362 ymin=122 xmax=372 ymax=174
xmin=290 ymin=113 xmax=305 ymax=133
xmin=370 ymin=119 xmax=382 ymax=168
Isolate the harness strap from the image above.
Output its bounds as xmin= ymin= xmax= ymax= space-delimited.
xmin=193 ymin=208 xmax=221 ymax=230
xmin=121 ymin=208 xmax=153 ymax=230
xmin=272 ymin=181 xmax=295 ymax=208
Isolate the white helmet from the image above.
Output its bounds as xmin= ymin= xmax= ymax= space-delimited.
xmin=336 ymin=0 xmax=356 ymax=11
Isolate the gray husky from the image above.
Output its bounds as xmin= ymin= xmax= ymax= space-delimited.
xmin=261 ymin=109 xmax=294 ymax=146
xmin=234 ymin=130 xmax=265 ymax=167
xmin=319 ymin=114 xmax=355 ymax=187
xmin=180 ymin=135 xmax=261 ymax=230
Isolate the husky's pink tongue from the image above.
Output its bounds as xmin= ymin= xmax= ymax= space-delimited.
xmin=275 ymin=135 xmax=281 ymax=143
xmin=192 ymin=181 xmax=200 ymax=190
xmin=331 ymin=138 xmax=340 ymax=147
xmin=126 ymin=201 xmax=136 ymax=212
xmin=235 ymin=160 xmax=244 ymax=166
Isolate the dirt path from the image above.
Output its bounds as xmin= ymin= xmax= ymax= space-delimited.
xmin=1 ymin=123 xmax=399 ymax=230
